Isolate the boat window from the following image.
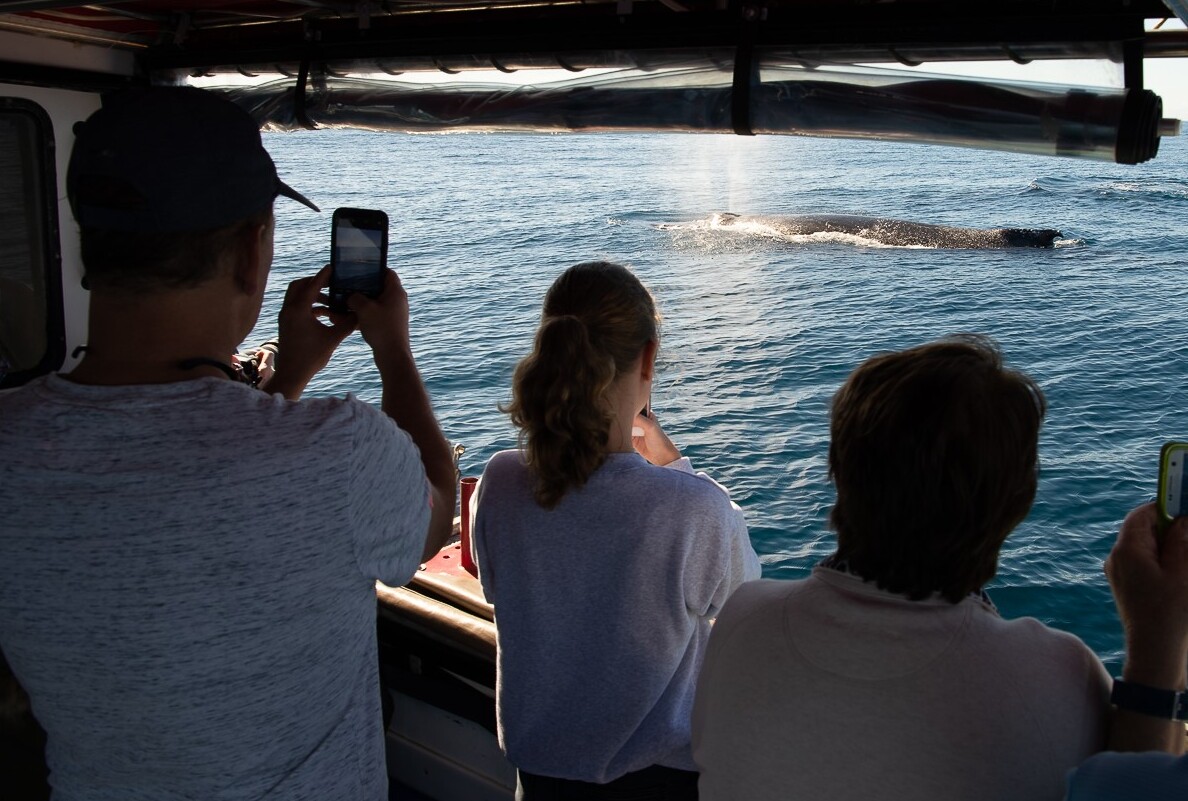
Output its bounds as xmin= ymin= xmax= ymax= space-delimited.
xmin=0 ymin=98 xmax=64 ymax=389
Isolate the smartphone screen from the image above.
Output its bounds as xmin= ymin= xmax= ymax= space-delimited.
xmin=329 ymin=208 xmax=388 ymax=312
xmin=1158 ymin=441 xmax=1188 ymax=521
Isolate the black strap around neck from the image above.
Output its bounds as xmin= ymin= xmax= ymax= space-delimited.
xmin=178 ymin=357 xmax=239 ymax=381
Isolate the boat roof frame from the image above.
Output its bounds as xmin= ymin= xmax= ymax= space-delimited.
xmin=0 ymin=0 xmax=1184 ymax=83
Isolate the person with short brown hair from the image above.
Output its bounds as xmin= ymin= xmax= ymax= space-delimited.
xmin=692 ymin=334 xmax=1110 ymax=801
xmin=828 ymin=333 xmax=1045 ymax=603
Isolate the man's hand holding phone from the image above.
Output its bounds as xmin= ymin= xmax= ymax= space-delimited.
xmin=349 ymin=268 xmax=413 ymax=364
xmin=269 ymin=263 xmax=356 ymax=400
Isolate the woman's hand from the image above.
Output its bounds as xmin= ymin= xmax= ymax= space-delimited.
xmin=632 ymin=410 xmax=682 ymax=466
xmin=253 ymin=347 xmax=276 ymax=387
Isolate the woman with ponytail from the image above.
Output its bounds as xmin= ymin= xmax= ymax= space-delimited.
xmin=471 ymin=261 xmax=760 ymax=800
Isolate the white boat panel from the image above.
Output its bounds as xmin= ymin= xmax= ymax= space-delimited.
xmin=387 ymin=690 xmax=516 ymax=801
xmin=0 ymin=29 xmax=134 ymax=74
xmin=0 ymin=78 xmax=95 ymax=372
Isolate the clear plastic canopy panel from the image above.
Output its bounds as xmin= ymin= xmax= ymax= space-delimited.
xmin=223 ymin=54 xmax=1168 ymax=164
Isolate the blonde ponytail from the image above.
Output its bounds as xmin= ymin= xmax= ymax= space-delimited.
xmin=505 ymin=262 xmax=659 ymax=508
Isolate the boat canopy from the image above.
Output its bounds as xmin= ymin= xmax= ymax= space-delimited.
xmin=1 ymin=0 xmax=1186 ymax=161
xmin=228 ymin=60 xmax=1166 ymax=164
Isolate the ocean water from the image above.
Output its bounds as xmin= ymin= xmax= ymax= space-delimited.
xmin=254 ymin=130 xmax=1188 ymax=674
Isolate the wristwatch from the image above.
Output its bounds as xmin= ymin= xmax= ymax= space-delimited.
xmin=1110 ymin=678 xmax=1188 ymax=721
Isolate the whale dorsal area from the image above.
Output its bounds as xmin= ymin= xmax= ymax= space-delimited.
xmin=710 ymin=213 xmax=1060 ymax=248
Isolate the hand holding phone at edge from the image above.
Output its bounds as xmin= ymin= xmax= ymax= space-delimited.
xmin=1107 ymin=503 xmax=1188 ymax=677
xmin=1104 ymin=503 xmax=1188 ymax=753
xmin=632 ymin=410 xmax=683 ymax=467
xmin=271 ymin=264 xmax=356 ymax=400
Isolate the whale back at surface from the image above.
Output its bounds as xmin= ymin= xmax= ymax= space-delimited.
xmin=720 ymin=213 xmax=1060 ymax=248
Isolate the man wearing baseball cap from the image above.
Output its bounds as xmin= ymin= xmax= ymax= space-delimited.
xmin=0 ymin=86 xmax=456 ymax=799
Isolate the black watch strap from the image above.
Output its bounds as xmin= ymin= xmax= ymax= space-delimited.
xmin=1110 ymin=679 xmax=1188 ymax=721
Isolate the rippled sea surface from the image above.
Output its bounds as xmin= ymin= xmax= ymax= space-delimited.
xmin=254 ymin=130 xmax=1188 ymax=673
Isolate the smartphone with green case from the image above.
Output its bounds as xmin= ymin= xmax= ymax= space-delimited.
xmin=1157 ymin=441 xmax=1188 ymax=523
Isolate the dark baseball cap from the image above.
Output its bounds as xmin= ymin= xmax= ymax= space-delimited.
xmin=67 ymin=86 xmax=319 ymax=232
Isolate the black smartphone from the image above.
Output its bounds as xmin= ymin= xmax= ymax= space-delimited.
xmin=1158 ymin=441 xmax=1188 ymax=523
xmin=329 ymin=207 xmax=389 ymax=313
xmin=632 ymin=400 xmax=651 ymax=438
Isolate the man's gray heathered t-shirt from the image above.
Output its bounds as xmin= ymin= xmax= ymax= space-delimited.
xmin=0 ymin=374 xmax=430 ymax=800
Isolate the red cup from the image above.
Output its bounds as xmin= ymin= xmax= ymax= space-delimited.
xmin=459 ymin=476 xmax=479 ymax=577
